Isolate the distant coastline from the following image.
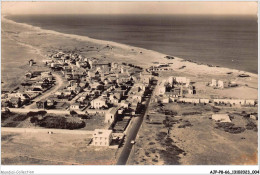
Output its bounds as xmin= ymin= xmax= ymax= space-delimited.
xmin=2 ymin=15 xmax=257 ymax=78
xmin=5 ymin=14 xmax=258 ymax=74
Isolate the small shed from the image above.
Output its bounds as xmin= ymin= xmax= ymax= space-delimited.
xmin=212 ymin=114 xmax=231 ymax=122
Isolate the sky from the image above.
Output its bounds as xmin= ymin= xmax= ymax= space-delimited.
xmin=1 ymin=1 xmax=258 ymax=16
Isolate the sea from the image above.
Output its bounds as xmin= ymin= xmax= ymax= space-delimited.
xmin=6 ymin=14 xmax=258 ymax=73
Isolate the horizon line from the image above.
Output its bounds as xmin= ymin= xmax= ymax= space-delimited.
xmin=3 ymin=13 xmax=257 ymax=16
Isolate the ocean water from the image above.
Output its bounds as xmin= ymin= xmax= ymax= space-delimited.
xmin=6 ymin=14 xmax=258 ymax=73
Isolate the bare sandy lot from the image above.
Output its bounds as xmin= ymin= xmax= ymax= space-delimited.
xmin=129 ymin=102 xmax=258 ymax=165
xmin=1 ymin=131 xmax=116 ymax=165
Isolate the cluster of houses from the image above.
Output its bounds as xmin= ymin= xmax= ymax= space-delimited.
xmin=1 ymin=71 xmax=55 ymax=108
xmin=154 ymin=76 xmax=195 ymax=103
xmin=209 ymin=79 xmax=237 ymax=89
xmin=150 ymin=75 xmax=257 ymax=107
xmin=1 ymin=50 xmax=156 ymax=147
xmin=38 ymin=51 xmax=154 ymax=146
xmin=38 ymin=51 xmax=153 ymax=113
xmin=148 ymin=63 xmax=173 ymax=72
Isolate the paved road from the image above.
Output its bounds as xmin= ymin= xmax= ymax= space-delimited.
xmin=24 ymin=73 xmax=63 ymax=109
xmin=116 ymin=84 xmax=155 ymax=165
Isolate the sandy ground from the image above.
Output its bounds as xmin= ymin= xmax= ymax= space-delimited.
xmin=1 ymin=131 xmax=116 ymax=165
xmin=129 ymin=102 xmax=258 ymax=165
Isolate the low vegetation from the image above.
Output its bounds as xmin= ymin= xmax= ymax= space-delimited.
xmin=215 ymin=122 xmax=245 ymax=134
xmin=30 ymin=116 xmax=86 ymax=130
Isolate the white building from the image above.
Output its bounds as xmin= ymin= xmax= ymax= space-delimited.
xmin=212 ymin=114 xmax=231 ymax=122
xmin=179 ymin=98 xmax=200 ymax=104
xmin=175 ymin=77 xmax=190 ymax=87
xmin=200 ymin=99 xmax=210 ymax=104
xmin=91 ymin=97 xmax=107 ymax=109
xmin=217 ymin=80 xmax=229 ymax=89
xmin=213 ymin=99 xmax=245 ymax=106
xmin=155 ymin=86 xmax=166 ymax=96
xmin=70 ymin=103 xmax=80 ymax=110
xmin=211 ymin=79 xmax=229 ymax=88
xmin=105 ymin=107 xmax=118 ymax=123
xmin=93 ymin=129 xmax=113 ymax=146
xmin=245 ymin=100 xmax=255 ymax=106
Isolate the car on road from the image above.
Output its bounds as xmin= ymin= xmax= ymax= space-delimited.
xmin=131 ymin=140 xmax=136 ymax=144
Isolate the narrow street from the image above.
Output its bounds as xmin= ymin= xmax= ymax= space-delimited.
xmin=24 ymin=73 xmax=63 ymax=109
xmin=116 ymin=81 xmax=156 ymax=165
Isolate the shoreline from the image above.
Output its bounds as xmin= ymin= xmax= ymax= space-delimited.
xmin=1 ymin=16 xmax=258 ymax=78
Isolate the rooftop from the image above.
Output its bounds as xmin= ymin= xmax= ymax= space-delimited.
xmin=93 ymin=129 xmax=112 ymax=137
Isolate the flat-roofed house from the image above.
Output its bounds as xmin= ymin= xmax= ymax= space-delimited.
xmin=120 ymin=100 xmax=130 ymax=108
xmin=93 ymin=129 xmax=113 ymax=146
xmin=211 ymin=79 xmax=217 ymax=87
xmin=161 ymin=97 xmax=170 ymax=104
xmin=175 ymin=77 xmax=190 ymax=87
xmin=105 ymin=107 xmax=118 ymax=123
xmin=91 ymin=97 xmax=107 ymax=109
xmin=179 ymin=98 xmax=200 ymax=104
xmin=155 ymin=86 xmax=166 ymax=96
xmin=217 ymin=80 xmax=229 ymax=89
xmin=245 ymin=100 xmax=255 ymax=106
xmin=200 ymin=99 xmax=210 ymax=104
xmin=70 ymin=103 xmax=80 ymax=110
xmin=212 ymin=114 xmax=231 ymax=122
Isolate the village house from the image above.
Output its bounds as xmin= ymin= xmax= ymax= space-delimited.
xmin=211 ymin=79 xmax=217 ymax=87
xmin=155 ymin=85 xmax=166 ymax=96
xmin=70 ymin=103 xmax=80 ymax=110
xmin=212 ymin=114 xmax=231 ymax=122
xmin=93 ymin=129 xmax=113 ymax=146
xmin=9 ymin=97 xmax=22 ymax=108
xmin=29 ymin=59 xmax=34 ymax=66
xmin=174 ymin=77 xmax=190 ymax=87
xmin=210 ymin=79 xmax=229 ymax=89
xmin=213 ymin=99 xmax=246 ymax=106
xmin=116 ymin=73 xmax=131 ymax=84
xmin=7 ymin=92 xmax=29 ymax=101
xmin=217 ymin=80 xmax=229 ymax=89
xmin=41 ymin=71 xmax=53 ymax=81
xmin=91 ymin=97 xmax=107 ymax=109
xmin=36 ymin=100 xmax=46 ymax=109
xmin=161 ymin=96 xmax=170 ymax=104
xmin=131 ymin=94 xmax=142 ymax=103
xmin=105 ymin=107 xmax=118 ymax=123
xmin=120 ymin=100 xmax=130 ymax=108
xmin=109 ymin=93 xmax=121 ymax=104
xmin=140 ymin=72 xmax=152 ymax=84
xmin=134 ymin=83 xmax=146 ymax=91
xmin=46 ymin=99 xmax=55 ymax=108
xmin=200 ymin=98 xmax=210 ymax=104
xmin=245 ymin=100 xmax=255 ymax=106
xmin=178 ymin=98 xmax=200 ymax=104
xmin=77 ymin=92 xmax=89 ymax=103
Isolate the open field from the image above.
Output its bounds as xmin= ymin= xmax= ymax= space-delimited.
xmin=1 ymin=131 xmax=116 ymax=165
xmin=129 ymin=102 xmax=258 ymax=165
